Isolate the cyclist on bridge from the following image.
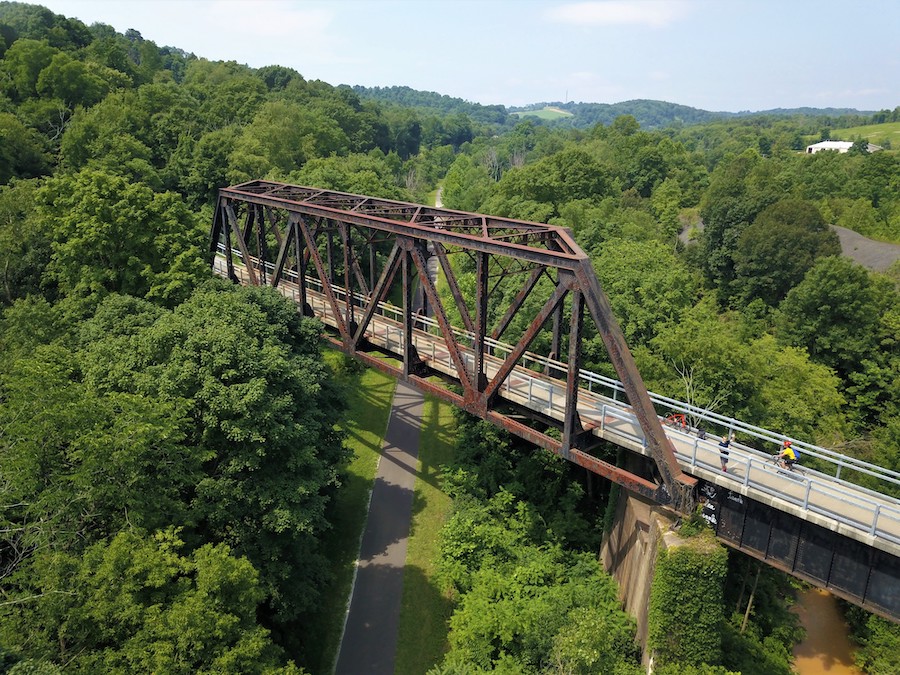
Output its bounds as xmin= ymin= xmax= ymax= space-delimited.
xmin=776 ymin=440 xmax=798 ymax=470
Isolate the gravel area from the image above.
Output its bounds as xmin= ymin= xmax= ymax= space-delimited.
xmin=830 ymin=225 xmax=900 ymax=272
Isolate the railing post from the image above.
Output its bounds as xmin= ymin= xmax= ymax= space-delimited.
xmin=870 ymin=504 xmax=881 ymax=536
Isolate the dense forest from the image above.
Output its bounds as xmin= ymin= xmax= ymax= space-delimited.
xmin=1 ymin=1 xmax=899 ymax=673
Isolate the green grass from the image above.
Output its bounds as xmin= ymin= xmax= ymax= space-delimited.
xmin=511 ymin=106 xmax=574 ymax=120
xmin=395 ymin=394 xmax=457 ymax=674
xmin=302 ymin=349 xmax=397 ymax=674
xmin=824 ymin=120 xmax=900 ymax=148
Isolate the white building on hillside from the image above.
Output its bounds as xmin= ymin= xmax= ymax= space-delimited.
xmin=806 ymin=140 xmax=883 ymax=154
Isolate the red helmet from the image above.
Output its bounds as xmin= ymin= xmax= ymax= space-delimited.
xmin=783 ymin=440 xmax=792 ymax=447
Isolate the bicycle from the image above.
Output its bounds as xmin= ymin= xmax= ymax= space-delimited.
xmin=768 ymin=454 xmax=805 ymax=476
xmin=663 ymin=412 xmax=689 ymax=431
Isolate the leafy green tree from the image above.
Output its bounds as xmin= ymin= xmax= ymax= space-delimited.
xmin=732 ymin=199 xmax=840 ymax=306
xmin=81 ymin=132 xmax=163 ymax=188
xmin=60 ymin=83 xmax=200 ymax=172
xmin=37 ymin=169 xmax=208 ymax=306
xmin=776 ymin=257 xmax=882 ymax=380
xmin=0 ymin=179 xmax=52 ymax=303
xmin=440 ymin=153 xmax=493 ymax=212
xmin=184 ymin=61 xmax=267 ymax=128
xmin=383 ymin=106 xmax=422 ymax=159
xmin=699 ymin=150 xmax=780 ymax=305
xmin=626 ymin=144 xmax=668 ymax=197
xmin=78 ymin=283 xmax=350 ymax=619
xmin=305 ymin=90 xmax=381 ymax=154
xmin=35 ymin=51 xmax=108 ymax=106
xmin=846 ymin=607 xmax=900 ymax=674
xmin=291 ymin=152 xmax=408 ymax=199
xmin=826 ymin=197 xmax=898 ymax=243
xmin=642 ymin=300 xmax=847 ymax=439
xmin=0 ymin=2 xmax=92 ymax=49
xmin=441 ymin=545 xmax=639 ymax=673
xmin=0 ymin=37 xmax=57 ymax=101
xmin=434 ymin=486 xmax=638 ymax=674
xmin=82 ymin=35 xmax=141 ymax=85
xmin=485 ymin=146 xmax=612 ymax=219
xmin=745 ymin=335 xmax=847 ymax=443
xmin=0 ymin=529 xmax=302 ymax=673
xmin=0 ymin=112 xmax=48 ymax=182
xmin=447 ymin=412 xmax=598 ymax=549
xmin=592 ymin=237 xmax=701 ymax=346
xmin=0 ymin=295 xmax=62 ymax=352
xmin=228 ymin=100 xmax=349 ymax=182
xmin=255 ymin=64 xmax=302 ymax=91
xmin=168 ymin=125 xmax=241 ymax=207
xmin=643 ymin=300 xmax=761 ymax=420
xmin=651 ymin=176 xmax=685 ymax=235
xmin=0 ymin=339 xmax=195 ymax=546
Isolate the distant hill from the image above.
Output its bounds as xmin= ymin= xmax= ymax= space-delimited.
xmin=511 ymin=101 xmax=876 ymax=130
xmin=352 ymin=85 xmax=877 ymax=131
xmin=510 ymin=99 xmax=722 ymax=129
xmin=349 ymin=85 xmax=510 ymax=126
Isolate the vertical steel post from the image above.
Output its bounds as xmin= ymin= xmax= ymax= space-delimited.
xmin=226 ymin=203 xmax=258 ymax=286
xmin=369 ymin=236 xmax=376 ymax=292
xmin=474 ymin=251 xmax=489 ymax=391
xmin=563 ymin=288 xmax=585 ymax=456
xmin=222 ymin=201 xmax=235 ymax=282
xmin=294 ymin=219 xmax=308 ymax=313
xmin=551 ymin=277 xmax=563 ymax=362
xmin=326 ymin=228 xmax=335 ymax=285
xmin=255 ymin=204 xmax=267 ymax=286
xmin=341 ymin=221 xmax=354 ymax=336
xmin=402 ymin=242 xmax=415 ymax=377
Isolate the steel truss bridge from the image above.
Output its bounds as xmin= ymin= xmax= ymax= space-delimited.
xmin=211 ymin=180 xmax=900 ymax=621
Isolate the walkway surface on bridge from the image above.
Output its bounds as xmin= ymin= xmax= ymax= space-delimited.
xmin=334 ymin=381 xmax=423 ymax=675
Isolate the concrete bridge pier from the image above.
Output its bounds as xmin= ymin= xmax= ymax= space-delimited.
xmin=600 ymin=489 xmax=678 ymax=659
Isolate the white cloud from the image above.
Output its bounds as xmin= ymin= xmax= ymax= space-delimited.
xmin=546 ymin=1 xmax=691 ymax=27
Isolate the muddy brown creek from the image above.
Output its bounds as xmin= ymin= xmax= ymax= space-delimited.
xmin=792 ymin=588 xmax=861 ymax=674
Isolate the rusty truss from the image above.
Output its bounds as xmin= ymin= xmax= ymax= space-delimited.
xmin=210 ymin=180 xmax=696 ymax=510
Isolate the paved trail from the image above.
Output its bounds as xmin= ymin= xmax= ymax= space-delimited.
xmin=334 ymin=382 xmax=424 ymax=675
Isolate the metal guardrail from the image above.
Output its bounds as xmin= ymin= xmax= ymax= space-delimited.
xmin=214 ymin=251 xmax=900 ymax=547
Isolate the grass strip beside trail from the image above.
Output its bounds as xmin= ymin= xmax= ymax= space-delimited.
xmin=395 ymin=394 xmax=457 ymax=674
xmin=302 ymin=350 xmax=396 ymax=674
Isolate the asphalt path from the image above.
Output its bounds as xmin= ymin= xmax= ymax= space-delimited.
xmin=334 ymin=381 xmax=424 ymax=675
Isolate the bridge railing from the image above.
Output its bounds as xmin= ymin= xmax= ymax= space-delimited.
xmin=215 ymin=249 xmax=900 ymax=500
xmin=658 ymin=424 xmax=900 ymax=545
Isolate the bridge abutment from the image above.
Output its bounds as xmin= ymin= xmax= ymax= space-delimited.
xmin=600 ymin=489 xmax=677 ymax=659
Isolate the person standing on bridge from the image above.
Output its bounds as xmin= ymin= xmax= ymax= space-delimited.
xmin=719 ymin=433 xmax=734 ymax=472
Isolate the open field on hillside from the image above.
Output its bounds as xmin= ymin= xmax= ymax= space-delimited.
xmin=511 ymin=106 xmax=574 ymax=120
xmin=827 ymin=120 xmax=900 ymax=147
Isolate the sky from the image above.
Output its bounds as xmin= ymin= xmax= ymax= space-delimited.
xmin=35 ymin=0 xmax=900 ymax=113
